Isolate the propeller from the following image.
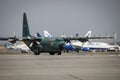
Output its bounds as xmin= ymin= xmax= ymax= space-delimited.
xmin=29 ymin=35 xmax=41 ymax=48
xmin=8 ymin=32 xmax=17 ymax=44
xmin=29 ymin=40 xmax=41 ymax=48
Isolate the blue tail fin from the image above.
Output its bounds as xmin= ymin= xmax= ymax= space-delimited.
xmin=36 ymin=33 xmax=42 ymax=37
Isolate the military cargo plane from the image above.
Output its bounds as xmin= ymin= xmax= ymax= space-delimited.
xmin=0 ymin=13 xmax=113 ymax=55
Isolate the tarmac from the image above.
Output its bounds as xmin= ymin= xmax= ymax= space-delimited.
xmin=0 ymin=52 xmax=120 ymax=80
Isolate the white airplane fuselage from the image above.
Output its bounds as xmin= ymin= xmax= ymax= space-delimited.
xmin=82 ymin=42 xmax=119 ymax=51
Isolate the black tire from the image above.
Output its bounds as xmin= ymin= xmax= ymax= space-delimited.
xmin=34 ymin=49 xmax=40 ymax=55
xmin=76 ymin=50 xmax=79 ymax=53
xmin=34 ymin=52 xmax=40 ymax=55
xmin=50 ymin=52 xmax=55 ymax=55
xmin=57 ymin=51 xmax=62 ymax=55
xmin=66 ymin=50 xmax=69 ymax=53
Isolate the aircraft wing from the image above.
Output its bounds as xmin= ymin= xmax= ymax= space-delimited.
xmin=63 ymin=36 xmax=113 ymax=42
xmin=21 ymin=37 xmax=42 ymax=41
xmin=88 ymin=36 xmax=113 ymax=39
xmin=63 ymin=37 xmax=88 ymax=42
xmin=0 ymin=36 xmax=42 ymax=44
xmin=0 ymin=37 xmax=19 ymax=43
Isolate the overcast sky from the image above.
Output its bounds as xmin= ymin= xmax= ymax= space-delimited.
xmin=0 ymin=0 xmax=120 ymax=41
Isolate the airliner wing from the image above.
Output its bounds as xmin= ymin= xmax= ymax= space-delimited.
xmin=63 ymin=37 xmax=88 ymax=42
xmin=63 ymin=36 xmax=113 ymax=42
xmin=88 ymin=36 xmax=113 ymax=39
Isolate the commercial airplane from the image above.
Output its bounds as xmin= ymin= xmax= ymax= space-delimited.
xmin=6 ymin=42 xmax=30 ymax=53
xmin=64 ymin=31 xmax=92 ymax=52
xmin=82 ymin=42 xmax=120 ymax=52
xmin=0 ymin=13 xmax=113 ymax=55
xmin=16 ymin=42 xmax=30 ymax=53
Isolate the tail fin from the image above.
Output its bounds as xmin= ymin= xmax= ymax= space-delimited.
xmin=36 ymin=33 xmax=42 ymax=37
xmin=22 ymin=13 xmax=31 ymax=37
xmin=44 ymin=30 xmax=52 ymax=37
xmin=84 ymin=31 xmax=92 ymax=38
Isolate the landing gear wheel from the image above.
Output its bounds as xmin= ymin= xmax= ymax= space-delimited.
xmin=57 ymin=51 xmax=62 ymax=55
xmin=34 ymin=53 xmax=40 ymax=55
xmin=50 ymin=52 xmax=55 ymax=55
xmin=34 ymin=50 xmax=40 ymax=55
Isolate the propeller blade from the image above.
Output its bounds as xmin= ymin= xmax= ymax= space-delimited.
xmin=29 ymin=42 xmax=33 ymax=47
xmin=36 ymin=41 xmax=40 ymax=45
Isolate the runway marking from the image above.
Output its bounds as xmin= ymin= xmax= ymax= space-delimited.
xmin=67 ymin=74 xmax=83 ymax=80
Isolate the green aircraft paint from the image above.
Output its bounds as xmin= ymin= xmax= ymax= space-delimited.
xmin=22 ymin=13 xmax=65 ymax=55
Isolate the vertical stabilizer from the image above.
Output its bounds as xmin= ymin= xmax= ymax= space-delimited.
xmin=37 ymin=33 xmax=42 ymax=37
xmin=84 ymin=31 xmax=92 ymax=38
xmin=23 ymin=13 xmax=31 ymax=37
xmin=44 ymin=30 xmax=52 ymax=37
